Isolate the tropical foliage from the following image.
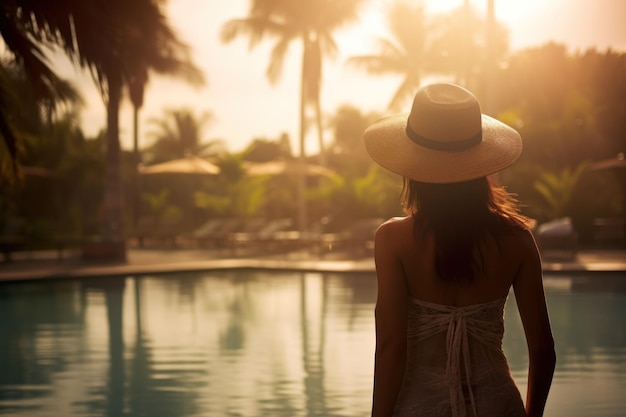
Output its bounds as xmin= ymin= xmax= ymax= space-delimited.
xmin=243 ymin=133 xmax=293 ymax=162
xmin=221 ymin=0 xmax=366 ymax=229
xmin=144 ymin=108 xmax=223 ymax=163
xmin=2 ymin=1 xmax=625 ymax=251
xmin=347 ymin=0 xmax=430 ymax=110
xmin=221 ymin=0 xmax=364 ymax=158
xmin=326 ymin=104 xmax=380 ymax=176
xmin=0 ymin=58 xmax=81 ymax=181
xmin=1 ymin=0 xmax=202 ymax=257
xmin=532 ymin=163 xmax=589 ymax=221
xmin=347 ymin=1 xmax=509 ymax=110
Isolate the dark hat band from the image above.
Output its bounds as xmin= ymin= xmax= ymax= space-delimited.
xmin=405 ymin=124 xmax=482 ymax=151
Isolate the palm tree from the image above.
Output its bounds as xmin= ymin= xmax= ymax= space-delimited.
xmin=144 ymin=108 xmax=222 ymax=163
xmin=124 ymin=14 xmax=204 ymax=234
xmin=0 ymin=10 xmax=82 ymax=178
xmin=347 ymin=0 xmax=430 ymax=111
xmin=125 ymin=6 xmax=205 ymax=162
xmin=128 ymin=70 xmax=149 ymax=164
xmin=2 ymin=0 xmax=202 ymax=257
xmin=0 ymin=59 xmax=81 ymax=182
xmin=98 ymin=1 xmax=202 ymax=250
xmin=327 ymin=105 xmax=380 ymax=176
xmin=348 ymin=1 xmax=509 ymax=111
xmin=221 ymin=0 xmax=365 ymax=230
xmin=428 ymin=2 xmax=509 ymax=96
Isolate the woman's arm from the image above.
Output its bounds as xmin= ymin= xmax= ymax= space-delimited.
xmin=371 ymin=221 xmax=408 ymax=417
xmin=512 ymin=230 xmax=556 ymax=417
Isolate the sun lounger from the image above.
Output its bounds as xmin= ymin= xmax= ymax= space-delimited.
xmin=535 ymin=217 xmax=578 ymax=260
xmin=131 ymin=215 xmax=184 ymax=247
xmin=200 ymin=218 xmax=244 ymax=247
xmin=315 ymin=217 xmax=384 ymax=257
xmin=231 ymin=218 xmax=294 ymax=249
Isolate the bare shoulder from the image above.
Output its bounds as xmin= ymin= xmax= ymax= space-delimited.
xmin=505 ymin=227 xmax=540 ymax=259
xmin=375 ymin=217 xmax=412 ymax=252
xmin=504 ymin=227 xmax=542 ymax=283
xmin=376 ymin=217 xmax=412 ymax=239
xmin=486 ymin=227 xmax=541 ymax=280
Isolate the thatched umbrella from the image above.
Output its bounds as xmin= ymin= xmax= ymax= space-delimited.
xmin=137 ymin=156 xmax=220 ymax=233
xmin=138 ymin=156 xmax=220 ymax=175
xmin=243 ymin=160 xmax=335 ymax=231
xmin=243 ymin=160 xmax=334 ymax=178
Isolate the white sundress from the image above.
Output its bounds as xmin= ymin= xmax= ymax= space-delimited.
xmin=392 ymin=296 xmax=526 ymax=417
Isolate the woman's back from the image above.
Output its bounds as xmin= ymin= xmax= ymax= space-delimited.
xmin=365 ymin=83 xmax=555 ymax=417
xmin=378 ymin=216 xmax=530 ymax=417
xmin=385 ymin=215 xmax=531 ymax=307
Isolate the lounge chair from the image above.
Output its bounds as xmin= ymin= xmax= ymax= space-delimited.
xmin=535 ymin=217 xmax=578 ymax=260
xmin=188 ymin=219 xmax=224 ymax=246
xmin=316 ymin=217 xmax=384 ymax=257
xmin=131 ymin=215 xmax=184 ymax=247
xmin=231 ymin=218 xmax=294 ymax=250
xmin=199 ymin=218 xmax=244 ymax=248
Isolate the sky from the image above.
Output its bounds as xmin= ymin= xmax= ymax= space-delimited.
xmin=54 ymin=0 xmax=626 ymax=155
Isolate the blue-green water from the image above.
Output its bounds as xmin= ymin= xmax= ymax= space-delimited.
xmin=0 ymin=271 xmax=625 ymax=417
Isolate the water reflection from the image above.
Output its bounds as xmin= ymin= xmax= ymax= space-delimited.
xmin=0 ymin=271 xmax=624 ymax=417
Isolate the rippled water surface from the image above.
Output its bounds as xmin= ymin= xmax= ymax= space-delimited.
xmin=0 ymin=271 xmax=625 ymax=416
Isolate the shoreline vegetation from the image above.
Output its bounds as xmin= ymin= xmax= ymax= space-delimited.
xmin=1 ymin=2 xmax=624 ymax=265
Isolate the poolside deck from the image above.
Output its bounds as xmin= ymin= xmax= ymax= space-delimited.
xmin=0 ymin=245 xmax=625 ymax=283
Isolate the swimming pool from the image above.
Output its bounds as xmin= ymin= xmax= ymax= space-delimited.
xmin=0 ymin=271 xmax=624 ymax=416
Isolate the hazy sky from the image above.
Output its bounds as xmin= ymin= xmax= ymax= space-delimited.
xmin=55 ymin=0 xmax=626 ymax=155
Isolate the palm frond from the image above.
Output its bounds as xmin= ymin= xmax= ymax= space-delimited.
xmin=387 ymin=1 xmax=426 ymax=58
xmin=0 ymin=100 xmax=18 ymax=176
xmin=267 ymin=37 xmax=293 ymax=84
xmin=346 ymin=54 xmax=405 ymax=75
xmin=388 ymin=75 xmax=418 ymax=111
xmin=375 ymin=37 xmax=406 ymax=59
xmin=319 ymin=32 xmax=338 ymax=60
xmin=0 ymin=9 xmax=75 ymax=106
xmin=0 ymin=63 xmax=20 ymax=174
xmin=221 ymin=17 xmax=288 ymax=50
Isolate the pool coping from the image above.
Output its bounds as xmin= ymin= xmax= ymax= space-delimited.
xmin=1 ymin=248 xmax=625 ymax=283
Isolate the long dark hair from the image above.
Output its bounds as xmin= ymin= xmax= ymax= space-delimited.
xmin=401 ymin=176 xmax=529 ymax=282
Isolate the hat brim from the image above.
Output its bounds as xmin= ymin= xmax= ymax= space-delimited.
xmin=363 ymin=113 xmax=522 ymax=183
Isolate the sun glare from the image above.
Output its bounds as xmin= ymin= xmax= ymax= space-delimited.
xmin=339 ymin=0 xmax=549 ymax=60
xmin=349 ymin=0 xmax=549 ymax=45
xmin=423 ymin=0 xmax=545 ymax=19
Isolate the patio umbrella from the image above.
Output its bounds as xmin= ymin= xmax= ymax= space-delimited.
xmin=588 ymin=153 xmax=626 ymax=193
xmin=136 ymin=156 xmax=220 ymax=232
xmin=138 ymin=156 xmax=220 ymax=175
xmin=243 ymin=160 xmax=334 ymax=178
xmin=243 ymin=159 xmax=335 ymax=233
xmin=588 ymin=152 xmax=626 ymax=171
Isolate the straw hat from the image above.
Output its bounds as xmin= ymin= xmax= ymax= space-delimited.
xmin=363 ymin=83 xmax=522 ymax=183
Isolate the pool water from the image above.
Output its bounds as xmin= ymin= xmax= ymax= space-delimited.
xmin=0 ymin=271 xmax=625 ymax=417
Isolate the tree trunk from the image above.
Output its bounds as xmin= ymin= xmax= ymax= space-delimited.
xmin=315 ymin=96 xmax=326 ymax=167
xmin=309 ymin=37 xmax=325 ymax=167
xmin=458 ymin=0 xmax=471 ymax=86
xmin=484 ymin=0 xmax=496 ymax=113
xmin=103 ymin=74 xmax=127 ymax=260
xmin=132 ymin=104 xmax=142 ymax=233
xmin=129 ymin=76 xmax=146 ymax=236
xmin=297 ymin=48 xmax=308 ymax=232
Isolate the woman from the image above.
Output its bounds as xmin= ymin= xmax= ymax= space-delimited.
xmin=363 ymin=83 xmax=555 ymax=417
